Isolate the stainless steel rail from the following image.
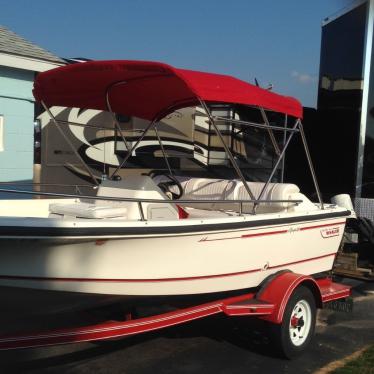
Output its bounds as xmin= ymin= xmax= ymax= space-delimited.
xmin=154 ymin=124 xmax=173 ymax=176
xmin=55 ymin=120 xmax=114 ymax=132
xmin=0 ymin=182 xmax=95 ymax=188
xmin=105 ymin=88 xmax=131 ymax=152
xmin=0 ymin=188 xmax=302 ymax=206
xmin=212 ymin=116 xmax=300 ymax=133
xmin=55 ymin=119 xmax=144 ymax=134
xmin=259 ymin=107 xmax=281 ymax=156
xmin=280 ymin=114 xmax=288 ymax=183
xmin=254 ymin=119 xmax=299 ymax=213
xmin=110 ymin=118 xmax=157 ymax=178
xmin=199 ymin=100 xmax=256 ymax=202
xmin=41 ymin=102 xmax=100 ymax=186
xmin=299 ymin=122 xmax=324 ymax=209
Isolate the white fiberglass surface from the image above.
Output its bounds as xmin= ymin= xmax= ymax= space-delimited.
xmin=0 ymin=199 xmax=78 ymax=218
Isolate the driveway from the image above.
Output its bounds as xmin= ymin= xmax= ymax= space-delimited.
xmin=1 ymin=278 xmax=373 ymax=374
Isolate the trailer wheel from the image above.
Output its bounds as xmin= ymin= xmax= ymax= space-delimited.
xmin=270 ymin=285 xmax=316 ymax=359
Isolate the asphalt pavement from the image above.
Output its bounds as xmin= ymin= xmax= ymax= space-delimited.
xmin=1 ymin=278 xmax=373 ymax=374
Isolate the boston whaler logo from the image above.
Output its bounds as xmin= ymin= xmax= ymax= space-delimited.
xmin=320 ymin=227 xmax=340 ymax=238
xmin=288 ymin=227 xmax=300 ymax=233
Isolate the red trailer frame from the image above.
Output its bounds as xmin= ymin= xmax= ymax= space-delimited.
xmin=0 ymin=272 xmax=350 ymax=358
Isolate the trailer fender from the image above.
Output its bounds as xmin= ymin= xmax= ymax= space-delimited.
xmin=256 ymin=271 xmax=322 ymax=324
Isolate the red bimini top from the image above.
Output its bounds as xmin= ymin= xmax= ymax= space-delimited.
xmin=33 ymin=60 xmax=303 ymax=120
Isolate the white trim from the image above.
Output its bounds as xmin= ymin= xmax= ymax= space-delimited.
xmin=0 ymin=53 xmax=64 ymax=72
xmin=356 ymin=0 xmax=374 ymax=197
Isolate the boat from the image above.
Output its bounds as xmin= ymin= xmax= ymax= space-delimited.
xmin=0 ymin=60 xmax=351 ymax=306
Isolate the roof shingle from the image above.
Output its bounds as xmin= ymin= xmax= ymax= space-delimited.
xmin=0 ymin=26 xmax=64 ymax=64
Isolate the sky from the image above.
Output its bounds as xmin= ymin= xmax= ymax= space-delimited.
xmin=0 ymin=0 xmax=356 ymax=107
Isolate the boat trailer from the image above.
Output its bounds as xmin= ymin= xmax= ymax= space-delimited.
xmin=0 ymin=272 xmax=351 ymax=358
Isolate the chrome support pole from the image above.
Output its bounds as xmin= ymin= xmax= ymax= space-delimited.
xmin=105 ymin=90 xmax=131 ymax=151
xmin=280 ymin=114 xmax=287 ymax=183
xmin=253 ymin=119 xmax=299 ymax=213
xmin=212 ymin=116 xmax=299 ymax=133
xmin=110 ymin=118 xmax=157 ymax=178
xmin=260 ymin=107 xmax=281 ymax=156
xmin=154 ymin=124 xmax=173 ymax=176
xmin=138 ymin=202 xmax=145 ymax=221
xmin=298 ymin=121 xmax=324 ymax=209
xmin=0 ymin=187 xmax=302 ymax=206
xmin=105 ymin=78 xmax=174 ymax=155
xmin=41 ymin=101 xmax=99 ymax=186
xmin=199 ymin=100 xmax=256 ymax=201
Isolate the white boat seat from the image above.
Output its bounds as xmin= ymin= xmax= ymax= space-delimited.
xmin=49 ymin=202 xmax=128 ymax=219
xmin=180 ymin=178 xmax=237 ymax=211
xmin=235 ymin=182 xmax=300 ymax=213
xmin=166 ymin=177 xmax=300 ymax=214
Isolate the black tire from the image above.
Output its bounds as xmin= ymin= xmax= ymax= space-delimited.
xmin=269 ymin=285 xmax=316 ymax=359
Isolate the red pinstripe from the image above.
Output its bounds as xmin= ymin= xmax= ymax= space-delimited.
xmin=199 ymin=221 xmax=346 ymax=242
xmin=0 ymin=252 xmax=336 ymax=283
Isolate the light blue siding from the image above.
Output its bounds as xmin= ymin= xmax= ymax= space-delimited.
xmin=0 ymin=66 xmax=34 ymax=187
xmin=0 ymin=66 xmax=34 ymax=100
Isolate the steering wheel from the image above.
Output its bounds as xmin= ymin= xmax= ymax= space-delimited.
xmin=148 ymin=171 xmax=184 ymax=200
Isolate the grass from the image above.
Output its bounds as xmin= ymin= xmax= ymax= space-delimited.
xmin=332 ymin=345 xmax=374 ymax=374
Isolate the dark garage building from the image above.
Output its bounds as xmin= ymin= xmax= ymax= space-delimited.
xmin=316 ymin=0 xmax=372 ymax=204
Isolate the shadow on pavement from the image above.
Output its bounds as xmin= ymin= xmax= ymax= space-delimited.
xmin=0 ymin=315 xmax=281 ymax=373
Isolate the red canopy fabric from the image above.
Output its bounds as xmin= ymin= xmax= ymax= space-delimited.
xmin=33 ymin=60 xmax=303 ymax=120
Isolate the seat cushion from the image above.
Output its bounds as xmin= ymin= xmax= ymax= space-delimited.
xmin=235 ymin=182 xmax=300 ymax=212
xmin=49 ymin=202 xmax=127 ymax=219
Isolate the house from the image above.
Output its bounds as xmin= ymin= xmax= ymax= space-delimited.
xmin=0 ymin=26 xmax=65 ymax=197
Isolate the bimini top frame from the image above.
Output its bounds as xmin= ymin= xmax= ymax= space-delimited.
xmin=32 ymin=60 xmax=323 ymax=211
xmin=33 ymin=60 xmax=303 ymax=120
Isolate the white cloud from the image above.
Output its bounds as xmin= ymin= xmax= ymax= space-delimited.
xmin=291 ymin=71 xmax=316 ymax=84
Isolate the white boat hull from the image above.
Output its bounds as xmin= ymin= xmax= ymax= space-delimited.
xmin=0 ymin=212 xmax=347 ymax=296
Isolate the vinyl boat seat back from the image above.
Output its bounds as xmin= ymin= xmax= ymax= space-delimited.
xmin=165 ymin=177 xmax=303 ymax=213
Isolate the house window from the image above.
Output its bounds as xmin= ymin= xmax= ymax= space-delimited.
xmin=0 ymin=115 xmax=4 ymax=152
